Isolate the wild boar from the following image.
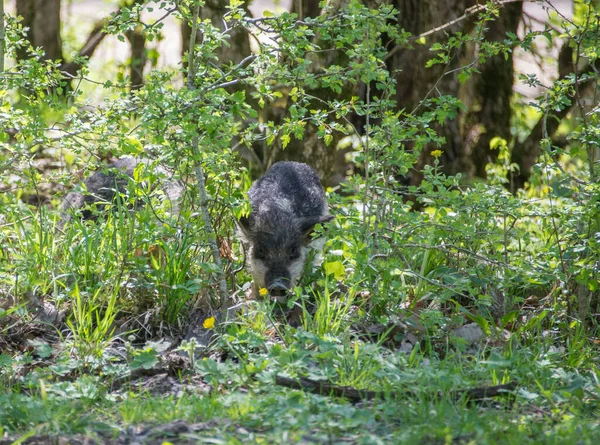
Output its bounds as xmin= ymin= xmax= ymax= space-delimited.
xmin=237 ymin=161 xmax=333 ymax=299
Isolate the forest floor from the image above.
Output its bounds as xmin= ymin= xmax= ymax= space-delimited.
xmin=1 ymin=292 xmax=599 ymax=444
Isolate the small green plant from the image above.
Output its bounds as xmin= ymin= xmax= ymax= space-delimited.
xmin=335 ymin=340 xmax=384 ymax=388
xmin=2 ymin=204 xmax=60 ymax=297
xmin=149 ymin=233 xmax=198 ymax=324
xmin=300 ymin=280 xmax=356 ymax=337
xmin=66 ymin=283 xmax=118 ymax=359
xmin=176 ymin=337 xmax=199 ymax=370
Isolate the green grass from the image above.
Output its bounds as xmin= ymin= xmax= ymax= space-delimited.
xmin=2 ymin=169 xmax=599 ymax=444
xmin=299 ymin=279 xmax=357 ymax=337
xmin=1 ymin=332 xmax=599 ymax=443
xmin=67 ymin=283 xmax=119 ymax=358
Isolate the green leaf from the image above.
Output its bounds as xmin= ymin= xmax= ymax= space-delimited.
xmin=490 ymin=136 xmax=506 ymax=150
xmin=130 ymin=350 xmax=159 ymax=370
xmin=457 ymin=70 xmax=470 ymax=84
xmin=501 ymin=310 xmax=519 ymax=327
xmin=120 ymin=136 xmax=144 ymax=155
xmin=28 ymin=339 xmax=53 ymax=358
xmin=0 ymin=353 xmax=13 ymax=368
xmin=324 ymin=261 xmax=345 ymax=280
xmin=133 ymin=162 xmax=145 ymax=182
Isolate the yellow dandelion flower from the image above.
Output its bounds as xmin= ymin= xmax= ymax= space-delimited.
xmin=203 ymin=316 xmax=215 ymax=329
xmin=431 ymin=150 xmax=443 ymax=158
xmin=259 ymin=287 xmax=269 ymax=297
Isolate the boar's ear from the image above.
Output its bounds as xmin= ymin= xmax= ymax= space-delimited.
xmin=236 ymin=215 xmax=253 ymax=243
xmin=300 ymin=214 xmax=334 ymax=243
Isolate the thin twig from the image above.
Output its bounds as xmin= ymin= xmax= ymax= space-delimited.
xmin=0 ymin=0 xmax=5 ymax=73
xmin=363 ymin=80 xmax=371 ymax=241
xmin=187 ymin=5 xmax=229 ymax=306
xmin=400 ymin=242 xmax=519 ymax=271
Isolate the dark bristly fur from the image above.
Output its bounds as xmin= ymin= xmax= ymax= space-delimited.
xmin=237 ymin=162 xmax=333 ymax=298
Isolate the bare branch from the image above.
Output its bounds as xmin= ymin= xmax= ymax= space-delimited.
xmin=274 ymin=375 xmax=518 ymax=403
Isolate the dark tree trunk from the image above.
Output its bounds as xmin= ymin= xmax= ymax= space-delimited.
xmin=126 ymin=27 xmax=147 ymax=92
xmin=17 ymin=0 xmax=146 ymax=96
xmin=293 ymin=0 xmax=323 ymax=20
xmin=386 ymin=1 xmax=523 ymax=186
xmin=259 ymin=0 xmax=355 ymax=183
xmin=464 ymin=2 xmax=523 ymax=178
xmin=181 ymin=21 xmax=191 ymax=70
xmin=181 ymin=0 xmax=252 ymax=67
xmin=16 ymin=0 xmax=63 ymax=62
xmin=388 ymin=0 xmax=476 ymax=185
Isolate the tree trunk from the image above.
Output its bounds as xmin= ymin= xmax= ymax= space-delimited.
xmin=386 ymin=1 xmax=523 ymax=185
xmin=126 ymin=27 xmax=147 ymax=92
xmin=464 ymin=2 xmax=523 ymax=178
xmin=387 ymin=0 xmax=476 ymax=185
xmin=181 ymin=0 xmax=252 ymax=67
xmin=16 ymin=0 xmax=63 ymax=62
xmin=17 ymin=0 xmax=146 ymax=96
xmin=259 ymin=0 xmax=355 ymax=182
xmin=293 ymin=0 xmax=323 ymax=20
xmin=181 ymin=20 xmax=191 ymax=70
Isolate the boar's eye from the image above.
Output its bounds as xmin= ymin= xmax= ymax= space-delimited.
xmin=289 ymin=245 xmax=300 ymax=260
xmin=254 ymin=246 xmax=266 ymax=260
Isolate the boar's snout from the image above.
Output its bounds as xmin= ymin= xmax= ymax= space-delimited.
xmin=268 ymin=282 xmax=289 ymax=298
xmin=265 ymin=268 xmax=292 ymax=298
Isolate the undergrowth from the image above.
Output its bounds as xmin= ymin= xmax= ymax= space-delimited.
xmin=1 ymin=0 xmax=600 ymax=443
